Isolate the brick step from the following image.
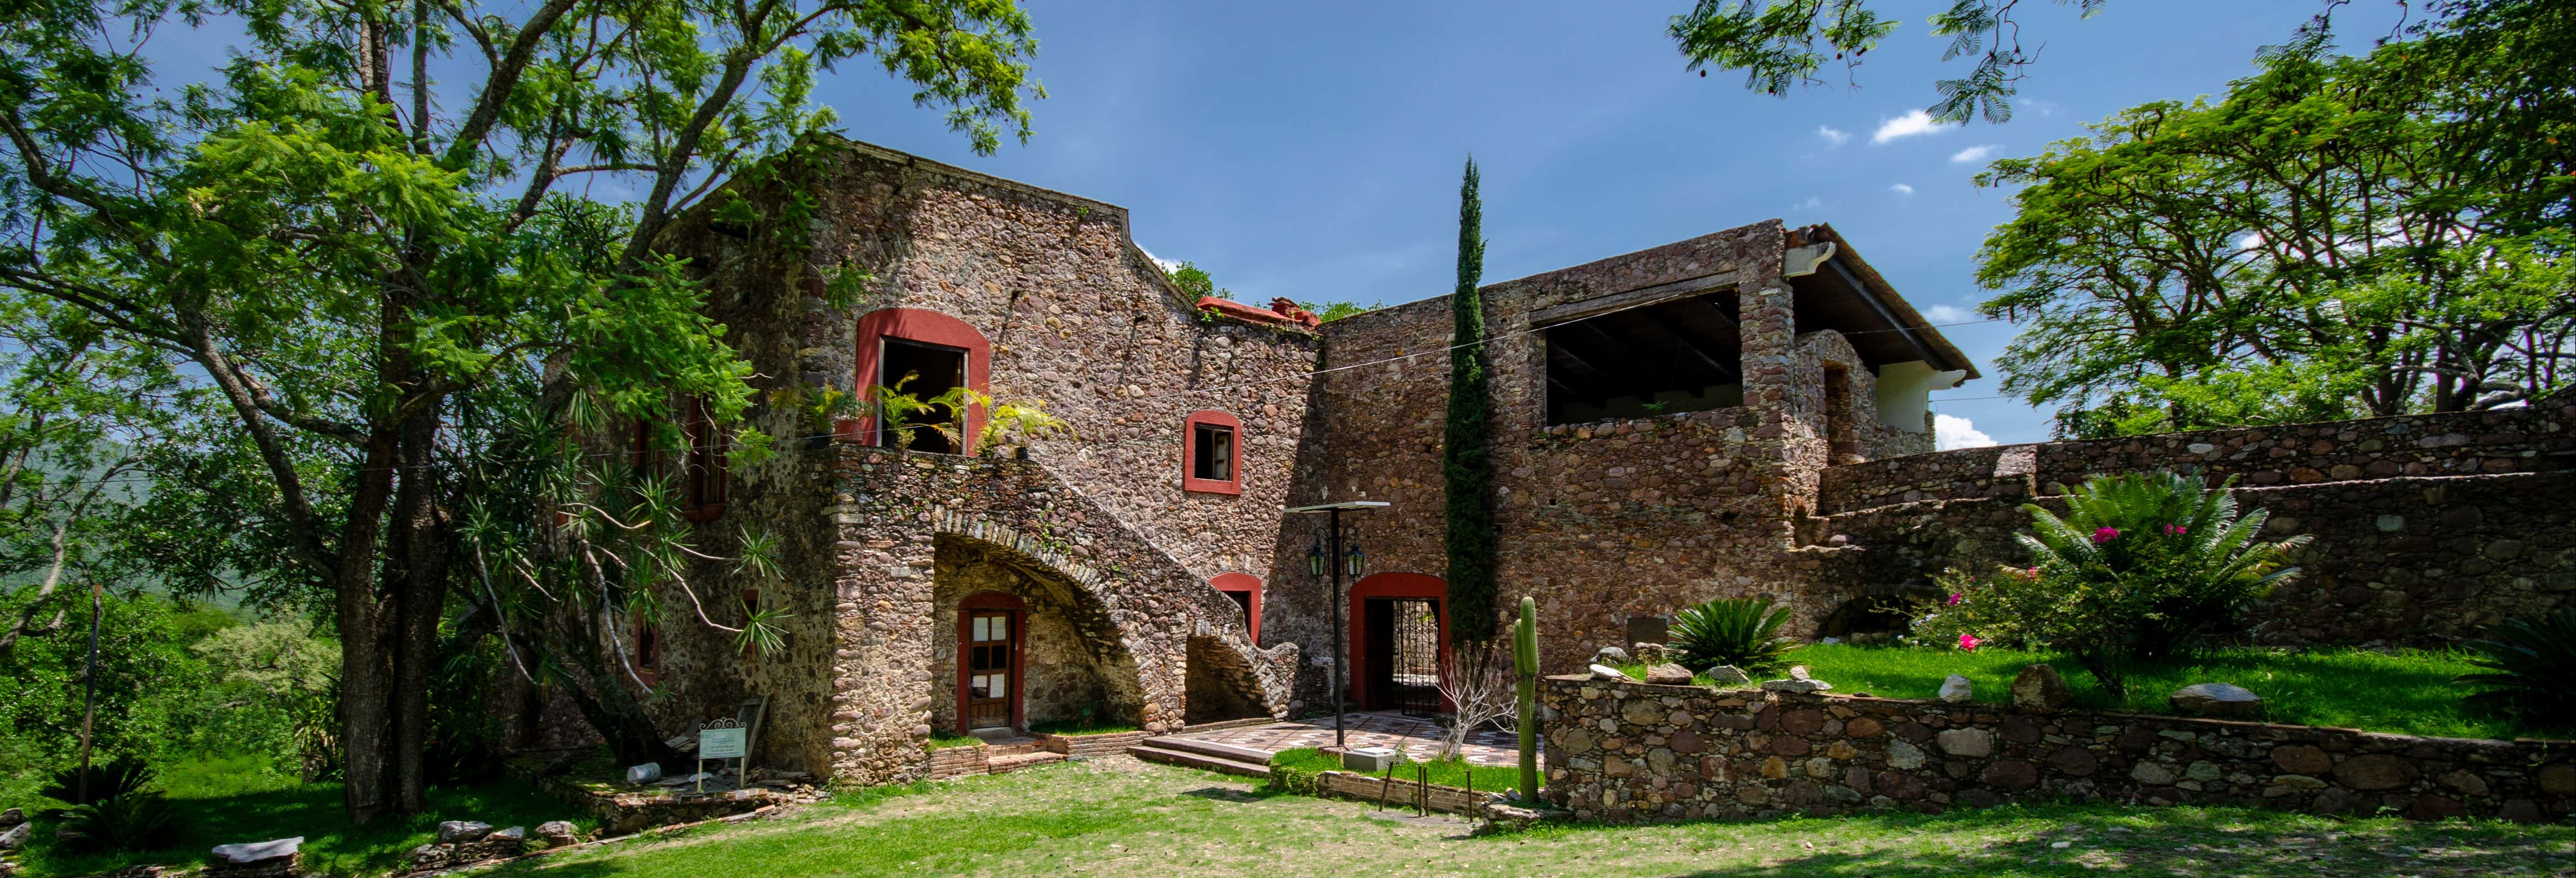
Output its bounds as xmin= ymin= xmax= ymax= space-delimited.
xmin=986 ymin=740 xmax=1047 ymax=758
xmin=987 ymin=752 xmax=1065 ymax=773
xmin=1128 ymin=744 xmax=1269 ymax=778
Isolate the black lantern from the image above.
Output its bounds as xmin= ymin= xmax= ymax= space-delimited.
xmin=1308 ymin=538 xmax=1327 ymax=578
xmin=1343 ymin=540 xmax=1365 ymax=577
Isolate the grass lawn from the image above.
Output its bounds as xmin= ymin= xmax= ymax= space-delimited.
xmin=1626 ymin=644 xmax=2532 ymax=740
xmin=1268 ymin=747 xmax=1523 ymax=796
xmin=474 ymin=756 xmax=2573 ymax=877
xmin=0 ymin=754 xmax=594 ymax=877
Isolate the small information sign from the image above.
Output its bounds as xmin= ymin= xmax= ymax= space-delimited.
xmin=698 ymin=726 xmax=747 ymax=760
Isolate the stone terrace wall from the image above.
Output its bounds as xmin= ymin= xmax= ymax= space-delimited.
xmin=1539 ymin=675 xmax=2576 ymax=825
xmin=1819 ymin=400 xmax=2575 ymax=515
xmin=1829 ymin=472 xmax=2576 ymax=644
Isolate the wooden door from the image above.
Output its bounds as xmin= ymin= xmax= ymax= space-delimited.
xmin=963 ymin=611 xmax=1017 ymax=730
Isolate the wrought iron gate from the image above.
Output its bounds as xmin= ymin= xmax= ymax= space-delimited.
xmin=1387 ymin=597 xmax=1441 ymax=716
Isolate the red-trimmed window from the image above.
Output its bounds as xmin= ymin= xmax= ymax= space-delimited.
xmin=1182 ymin=410 xmax=1243 ymax=495
xmin=631 ymin=618 xmax=661 ymax=685
xmin=854 ymin=308 xmax=990 ymax=453
xmin=681 ymin=396 xmax=726 ymax=522
xmin=1210 ymin=572 xmax=1262 ymax=643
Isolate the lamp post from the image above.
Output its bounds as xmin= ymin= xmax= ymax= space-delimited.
xmin=1287 ymin=501 xmax=1387 ymax=751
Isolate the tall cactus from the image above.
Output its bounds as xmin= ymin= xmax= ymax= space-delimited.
xmin=1513 ymin=595 xmax=1539 ymax=802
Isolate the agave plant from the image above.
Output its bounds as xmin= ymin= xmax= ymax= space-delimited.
xmin=42 ymin=756 xmax=154 ymax=807
xmin=52 ymin=791 xmax=183 ymax=853
xmin=1667 ymin=596 xmax=1801 ymax=675
xmin=2456 ymin=607 xmax=2576 ymax=730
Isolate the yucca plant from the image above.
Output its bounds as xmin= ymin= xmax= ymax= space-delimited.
xmin=1668 ymin=596 xmax=1801 ymax=675
xmin=2456 ymin=607 xmax=2576 ymax=730
xmin=52 ymin=791 xmax=183 ymax=853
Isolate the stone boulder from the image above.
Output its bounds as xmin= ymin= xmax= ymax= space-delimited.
xmin=0 ymin=822 xmax=30 ymax=850
xmin=487 ymin=826 xmax=526 ymax=842
xmin=1631 ymin=642 xmax=1670 ymax=664
xmin=211 ymin=837 xmax=301 ymax=864
xmin=2169 ymin=683 xmax=2264 ymax=719
xmin=1938 ymin=674 xmax=1974 ymax=703
xmin=2010 ymin=664 xmax=2073 ymax=711
xmin=1592 ymin=645 xmax=1630 ymax=666
xmin=1760 ymin=677 xmax=1831 ymax=693
xmin=536 ymin=821 xmax=580 ymax=848
xmin=0 ymin=807 xmax=20 ymax=827
xmin=436 ymin=821 xmax=495 ymax=844
xmin=1704 ymin=665 xmax=1751 ymax=685
xmin=1642 ymin=663 xmax=1693 ymax=685
xmin=1589 ymin=663 xmax=1634 ymax=682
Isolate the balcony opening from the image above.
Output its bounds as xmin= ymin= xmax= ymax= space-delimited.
xmin=1543 ymin=291 xmax=1743 ymax=425
xmin=878 ymin=338 xmax=966 ymax=453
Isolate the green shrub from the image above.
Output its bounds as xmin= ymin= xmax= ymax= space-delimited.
xmin=41 ymin=756 xmax=154 ymax=806
xmin=52 ymin=791 xmax=183 ymax=853
xmin=2456 ymin=606 xmax=2576 ymax=730
xmin=1668 ymin=597 xmax=1800 ymax=674
xmin=1911 ymin=472 xmax=2308 ymax=697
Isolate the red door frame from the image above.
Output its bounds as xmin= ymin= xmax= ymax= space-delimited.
xmin=1346 ymin=572 xmax=1449 ymax=711
xmin=1209 ymin=572 xmax=1262 ymax=643
xmin=955 ymin=591 xmax=1027 ymax=733
xmin=855 ymin=308 xmax=991 ymax=451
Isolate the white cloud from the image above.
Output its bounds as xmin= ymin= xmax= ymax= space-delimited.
xmin=1950 ymin=144 xmax=2000 ymax=164
xmin=1926 ymin=303 xmax=1973 ymax=322
xmin=1797 ymin=196 xmax=1824 ymax=211
xmin=1936 ymin=414 xmax=1999 ymax=451
xmin=1137 ymin=244 xmax=1182 ymax=275
xmin=1888 ymin=183 xmax=1915 ymax=196
xmin=1816 ymin=125 xmax=1850 ymax=147
xmin=2026 ymin=98 xmax=2061 ymax=117
xmin=1872 ymin=109 xmax=1944 ymax=144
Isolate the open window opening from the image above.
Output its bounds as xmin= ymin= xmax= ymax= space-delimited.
xmin=1822 ymin=363 xmax=1861 ymax=465
xmin=631 ymin=618 xmax=660 ymax=684
xmin=682 ymin=396 xmax=727 ymax=521
xmin=878 ymin=338 xmax=967 ymax=453
xmin=1543 ymin=291 xmax=1743 ymax=425
xmin=1181 ymin=410 xmax=1244 ymax=494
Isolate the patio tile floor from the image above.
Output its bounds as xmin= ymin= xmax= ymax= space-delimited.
xmin=1169 ymin=710 xmax=1524 ymax=766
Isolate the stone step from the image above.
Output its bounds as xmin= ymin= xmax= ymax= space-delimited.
xmin=986 ymin=740 xmax=1047 ymax=758
xmin=1128 ymin=745 xmax=1270 ymax=778
xmin=987 ymin=751 xmax=1065 ymax=773
xmin=1138 ymin=736 xmax=1276 ymax=765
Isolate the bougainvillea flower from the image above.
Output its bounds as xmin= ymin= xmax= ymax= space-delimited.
xmin=2164 ymin=524 xmax=2188 ymax=536
xmin=1947 ymin=592 xmax=1964 ymax=606
xmin=1958 ymin=633 xmax=1981 ymax=651
xmin=2092 ymin=526 xmax=2121 ymax=544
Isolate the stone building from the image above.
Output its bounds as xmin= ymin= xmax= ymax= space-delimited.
xmin=583 ymin=136 xmax=2573 ymax=787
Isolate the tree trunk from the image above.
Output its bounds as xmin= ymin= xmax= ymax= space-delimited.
xmin=389 ymin=404 xmax=451 ymax=812
xmin=542 ymin=608 xmax=684 ymax=768
xmin=335 ymin=431 xmax=401 ymax=824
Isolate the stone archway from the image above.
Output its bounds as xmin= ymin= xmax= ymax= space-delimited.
xmin=929 ymin=536 xmax=1145 ymax=735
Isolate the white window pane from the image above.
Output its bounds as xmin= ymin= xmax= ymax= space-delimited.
xmin=992 ymin=615 xmax=1009 ymax=640
xmin=971 ymin=674 xmax=988 ymax=694
xmin=972 ymin=617 xmax=990 ymax=642
xmin=987 ymin=673 xmax=1007 ymax=698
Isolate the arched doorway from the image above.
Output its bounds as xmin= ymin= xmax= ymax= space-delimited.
xmin=1347 ymin=572 xmax=1448 ymax=714
xmin=956 ymin=591 xmax=1026 ymax=732
xmin=933 ymin=537 xmax=1144 ymax=736
xmin=1209 ymin=572 xmax=1261 ymax=643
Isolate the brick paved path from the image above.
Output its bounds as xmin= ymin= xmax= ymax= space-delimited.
xmin=1169 ymin=710 xmax=1524 ymax=766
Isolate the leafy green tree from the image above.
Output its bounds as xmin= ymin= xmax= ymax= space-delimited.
xmin=1973 ymin=6 xmax=2574 ymax=436
xmin=1668 ymin=0 xmax=2107 ymax=124
xmin=1444 ymin=158 xmax=1498 ymax=647
xmin=1 ymin=0 xmax=1039 ymax=820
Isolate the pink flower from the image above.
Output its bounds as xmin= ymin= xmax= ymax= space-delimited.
xmin=2091 ymin=526 xmax=2122 ymax=544
xmin=1958 ymin=633 xmax=1982 ymax=651
xmin=2024 ymin=566 xmax=2041 ymax=579
xmin=2164 ymin=524 xmax=2188 ymax=536
xmin=1947 ymin=592 xmax=1965 ymax=607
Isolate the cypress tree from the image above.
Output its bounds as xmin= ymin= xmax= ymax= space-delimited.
xmin=1444 ymin=158 xmax=1499 ymax=645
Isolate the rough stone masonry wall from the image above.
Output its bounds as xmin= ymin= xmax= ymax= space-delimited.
xmin=1298 ymin=221 xmax=1879 ymax=674
xmin=639 ymin=137 xmax=1319 ymax=778
xmin=817 ymin=445 xmax=1298 ymax=786
xmin=1539 ymin=675 xmax=2576 ymax=825
xmin=1813 ymin=395 xmax=2576 ymax=645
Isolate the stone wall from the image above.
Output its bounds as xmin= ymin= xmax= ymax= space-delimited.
xmin=1818 ymin=400 xmax=2574 ymax=515
xmin=1539 ymin=674 xmax=2576 ymax=825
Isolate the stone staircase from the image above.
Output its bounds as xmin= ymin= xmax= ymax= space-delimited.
xmin=985 ymin=738 xmax=1067 ymax=774
xmin=1127 ymin=736 xmax=1272 ymax=777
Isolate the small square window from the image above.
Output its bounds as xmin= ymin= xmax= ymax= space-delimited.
xmin=1182 ymin=410 xmax=1245 ymax=495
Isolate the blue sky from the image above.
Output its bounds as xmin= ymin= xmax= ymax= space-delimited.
xmin=800 ymin=0 xmax=2409 ymax=448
